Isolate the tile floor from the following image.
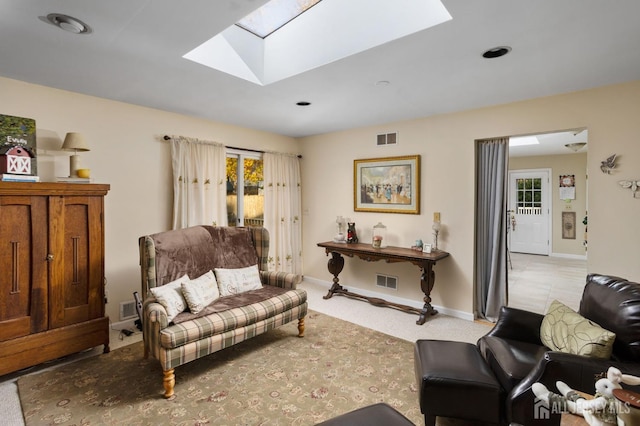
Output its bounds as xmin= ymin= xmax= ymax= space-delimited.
xmin=507 ymin=252 xmax=587 ymax=314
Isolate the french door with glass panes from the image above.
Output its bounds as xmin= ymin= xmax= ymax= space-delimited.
xmin=226 ymin=151 xmax=264 ymax=227
xmin=508 ymin=169 xmax=550 ymax=255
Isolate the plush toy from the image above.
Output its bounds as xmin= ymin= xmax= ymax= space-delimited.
xmin=532 ymin=366 xmax=640 ymax=426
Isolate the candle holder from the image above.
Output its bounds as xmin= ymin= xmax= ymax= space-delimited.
xmin=372 ymin=222 xmax=387 ymax=248
xmin=432 ymin=220 xmax=441 ymax=250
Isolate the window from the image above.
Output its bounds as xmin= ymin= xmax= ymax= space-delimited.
xmin=516 ymin=178 xmax=542 ymax=215
xmin=226 ymin=152 xmax=264 ymax=226
xmin=236 ymin=0 xmax=323 ymax=38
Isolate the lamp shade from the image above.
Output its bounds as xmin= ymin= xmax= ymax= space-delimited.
xmin=61 ymin=132 xmax=90 ymax=152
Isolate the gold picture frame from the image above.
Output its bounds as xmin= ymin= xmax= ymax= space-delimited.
xmin=354 ymin=155 xmax=420 ymax=214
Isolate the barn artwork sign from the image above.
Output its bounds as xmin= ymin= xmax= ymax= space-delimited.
xmin=0 ymin=114 xmax=37 ymax=176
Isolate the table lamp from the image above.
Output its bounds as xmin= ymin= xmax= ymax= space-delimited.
xmin=61 ymin=132 xmax=90 ymax=177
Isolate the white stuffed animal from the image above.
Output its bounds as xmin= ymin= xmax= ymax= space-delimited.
xmin=532 ymin=366 xmax=640 ymax=426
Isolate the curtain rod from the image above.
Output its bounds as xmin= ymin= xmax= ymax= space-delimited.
xmin=163 ymin=135 xmax=301 ymax=158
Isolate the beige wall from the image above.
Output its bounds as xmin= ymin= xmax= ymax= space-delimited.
xmin=3 ymin=75 xmax=639 ymax=322
xmin=300 ymin=81 xmax=640 ymax=318
xmin=509 ymin=153 xmax=588 ymax=257
xmin=0 ymin=76 xmax=298 ymax=323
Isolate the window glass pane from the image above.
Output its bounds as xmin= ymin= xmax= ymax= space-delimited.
xmin=534 ymin=191 xmax=541 ymax=203
xmin=226 ymin=154 xmax=264 ymax=227
xmin=525 ymin=179 xmax=532 ymax=190
xmin=243 ymin=157 xmax=264 ymax=227
xmin=236 ymin=0 xmax=322 ymax=38
xmin=226 ymin=157 xmax=239 ymax=226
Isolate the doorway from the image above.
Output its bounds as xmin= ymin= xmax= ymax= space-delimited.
xmin=505 ymin=129 xmax=588 ymax=314
xmin=508 ymin=169 xmax=550 ymax=255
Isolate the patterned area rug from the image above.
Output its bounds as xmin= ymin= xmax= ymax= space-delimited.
xmin=17 ymin=311 xmax=480 ymax=425
xmin=18 ymin=312 xmax=423 ymax=425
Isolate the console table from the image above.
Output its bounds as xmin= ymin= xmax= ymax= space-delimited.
xmin=317 ymin=241 xmax=450 ymax=325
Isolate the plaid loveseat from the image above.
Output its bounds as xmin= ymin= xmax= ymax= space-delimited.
xmin=139 ymin=226 xmax=307 ymax=398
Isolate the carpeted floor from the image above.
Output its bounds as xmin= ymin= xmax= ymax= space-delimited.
xmin=19 ymin=311 xmax=432 ymax=425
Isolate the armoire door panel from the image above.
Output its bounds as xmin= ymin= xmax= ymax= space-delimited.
xmin=49 ymin=195 xmax=104 ymax=328
xmin=63 ymin=203 xmax=90 ymax=311
xmin=0 ymin=196 xmax=48 ymax=340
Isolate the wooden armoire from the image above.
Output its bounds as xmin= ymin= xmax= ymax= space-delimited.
xmin=0 ymin=182 xmax=110 ymax=376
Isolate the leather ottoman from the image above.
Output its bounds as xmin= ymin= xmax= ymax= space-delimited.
xmin=316 ymin=402 xmax=415 ymax=425
xmin=414 ymin=339 xmax=503 ymax=425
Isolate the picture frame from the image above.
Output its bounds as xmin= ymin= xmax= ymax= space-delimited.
xmin=562 ymin=211 xmax=576 ymax=239
xmin=354 ymin=155 xmax=420 ymax=214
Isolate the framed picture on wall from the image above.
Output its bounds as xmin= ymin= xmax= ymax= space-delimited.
xmin=354 ymin=155 xmax=420 ymax=214
xmin=562 ymin=211 xmax=576 ymax=239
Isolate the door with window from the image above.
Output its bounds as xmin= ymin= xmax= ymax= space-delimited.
xmin=508 ymin=170 xmax=550 ymax=255
xmin=226 ymin=152 xmax=264 ymax=227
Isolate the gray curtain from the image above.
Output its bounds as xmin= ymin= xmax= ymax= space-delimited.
xmin=475 ymin=138 xmax=509 ymax=321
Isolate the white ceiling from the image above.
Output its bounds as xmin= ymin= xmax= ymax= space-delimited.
xmin=1 ymin=0 xmax=639 ymax=151
xmin=509 ymin=129 xmax=588 ymax=157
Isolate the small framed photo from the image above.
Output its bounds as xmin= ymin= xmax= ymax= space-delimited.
xmin=422 ymin=243 xmax=432 ymax=254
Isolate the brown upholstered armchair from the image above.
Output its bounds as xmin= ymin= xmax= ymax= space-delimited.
xmin=477 ymin=273 xmax=640 ymax=425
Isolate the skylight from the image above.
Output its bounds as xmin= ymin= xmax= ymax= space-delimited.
xmin=236 ymin=0 xmax=322 ymax=39
xmin=509 ymin=136 xmax=540 ymax=147
xmin=184 ymin=0 xmax=452 ymax=86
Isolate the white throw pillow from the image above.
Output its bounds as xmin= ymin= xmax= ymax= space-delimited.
xmin=181 ymin=270 xmax=219 ymax=314
xmin=150 ymin=274 xmax=189 ymax=323
xmin=215 ymin=265 xmax=263 ymax=297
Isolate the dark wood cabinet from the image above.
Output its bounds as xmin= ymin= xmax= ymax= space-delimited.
xmin=0 ymin=182 xmax=110 ymax=376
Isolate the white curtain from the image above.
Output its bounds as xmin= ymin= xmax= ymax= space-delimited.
xmin=170 ymin=136 xmax=227 ymax=229
xmin=475 ymin=138 xmax=509 ymax=322
xmin=263 ymin=153 xmax=302 ymax=275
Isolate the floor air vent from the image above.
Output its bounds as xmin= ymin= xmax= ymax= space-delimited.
xmin=120 ymin=300 xmax=137 ymax=321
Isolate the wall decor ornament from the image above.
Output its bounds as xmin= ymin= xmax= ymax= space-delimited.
xmin=600 ymin=154 xmax=617 ymax=174
xmin=354 ymin=155 xmax=420 ymax=214
xmin=618 ymin=180 xmax=640 ymax=198
xmin=562 ymin=211 xmax=576 ymax=239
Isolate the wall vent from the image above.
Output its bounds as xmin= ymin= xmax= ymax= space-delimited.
xmin=376 ymin=274 xmax=397 ymax=290
xmin=376 ymin=132 xmax=398 ymax=146
xmin=120 ymin=300 xmax=137 ymax=321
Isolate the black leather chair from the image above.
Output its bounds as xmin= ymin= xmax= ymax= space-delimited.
xmin=478 ymin=273 xmax=640 ymax=425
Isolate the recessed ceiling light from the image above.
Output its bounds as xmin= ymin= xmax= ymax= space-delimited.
xmin=296 ymin=101 xmax=311 ymax=106
xmin=45 ymin=13 xmax=92 ymax=34
xmin=482 ymin=46 xmax=511 ymax=59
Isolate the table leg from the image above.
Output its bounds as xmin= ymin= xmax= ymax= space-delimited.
xmin=417 ymin=261 xmax=438 ymax=325
xmin=323 ymin=251 xmax=345 ymax=299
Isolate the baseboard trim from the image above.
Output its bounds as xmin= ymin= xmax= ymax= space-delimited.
xmin=110 ymin=318 xmax=138 ymax=331
xmin=550 ymin=252 xmax=587 ymax=260
xmin=302 ymin=276 xmax=475 ymax=322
